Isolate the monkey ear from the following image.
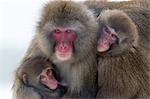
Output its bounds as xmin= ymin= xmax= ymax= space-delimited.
xmin=22 ymin=74 xmax=28 ymax=84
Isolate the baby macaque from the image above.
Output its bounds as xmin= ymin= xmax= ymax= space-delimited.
xmin=17 ymin=57 xmax=67 ymax=98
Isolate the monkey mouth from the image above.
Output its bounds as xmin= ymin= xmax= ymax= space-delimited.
xmin=47 ymin=78 xmax=58 ymax=90
xmin=41 ymin=79 xmax=58 ymax=90
xmin=59 ymin=53 xmax=70 ymax=57
xmin=97 ymin=44 xmax=111 ymax=53
xmin=97 ymin=37 xmax=119 ymax=53
xmin=56 ymin=51 xmax=72 ymax=61
xmin=97 ymin=42 xmax=109 ymax=52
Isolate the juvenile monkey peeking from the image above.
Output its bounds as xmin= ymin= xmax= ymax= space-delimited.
xmin=96 ymin=9 xmax=150 ymax=99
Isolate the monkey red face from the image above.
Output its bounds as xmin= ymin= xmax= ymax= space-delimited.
xmin=22 ymin=67 xmax=58 ymax=90
xmin=51 ymin=28 xmax=77 ymax=61
xmin=40 ymin=67 xmax=58 ymax=90
xmin=97 ymin=26 xmax=118 ymax=52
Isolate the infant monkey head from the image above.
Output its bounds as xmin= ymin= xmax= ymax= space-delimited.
xmin=97 ymin=10 xmax=139 ymax=56
xmin=19 ymin=57 xmax=67 ymax=97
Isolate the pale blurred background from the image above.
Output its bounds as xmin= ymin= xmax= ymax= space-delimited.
xmin=0 ymin=0 xmax=129 ymax=99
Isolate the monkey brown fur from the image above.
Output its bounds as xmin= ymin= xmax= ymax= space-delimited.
xmin=84 ymin=1 xmax=150 ymax=98
xmin=12 ymin=1 xmax=98 ymax=98
xmin=84 ymin=0 xmax=150 ymax=17
xmin=96 ymin=9 xmax=150 ymax=99
xmin=12 ymin=57 xmax=67 ymax=99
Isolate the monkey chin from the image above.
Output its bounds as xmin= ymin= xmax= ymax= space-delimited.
xmin=97 ymin=45 xmax=109 ymax=52
xmin=55 ymin=51 xmax=72 ymax=61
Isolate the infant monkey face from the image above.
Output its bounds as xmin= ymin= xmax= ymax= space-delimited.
xmin=39 ymin=67 xmax=58 ymax=90
xmin=97 ymin=10 xmax=138 ymax=56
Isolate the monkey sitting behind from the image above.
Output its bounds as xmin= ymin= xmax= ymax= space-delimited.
xmin=15 ymin=57 xmax=67 ymax=99
xmin=96 ymin=9 xmax=150 ymax=99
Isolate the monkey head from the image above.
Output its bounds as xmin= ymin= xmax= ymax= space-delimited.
xmin=97 ymin=10 xmax=139 ymax=57
xmin=19 ymin=58 xmax=58 ymax=91
xmin=37 ymin=1 xmax=98 ymax=63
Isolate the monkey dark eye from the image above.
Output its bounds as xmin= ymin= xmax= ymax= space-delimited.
xmin=111 ymin=34 xmax=116 ymax=38
xmin=104 ymin=26 xmax=110 ymax=33
xmin=54 ymin=29 xmax=61 ymax=34
xmin=65 ymin=30 xmax=72 ymax=33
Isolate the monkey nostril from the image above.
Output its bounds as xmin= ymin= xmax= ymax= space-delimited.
xmin=62 ymin=45 xmax=67 ymax=49
xmin=60 ymin=44 xmax=66 ymax=50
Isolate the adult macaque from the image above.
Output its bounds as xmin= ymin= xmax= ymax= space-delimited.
xmin=13 ymin=57 xmax=66 ymax=99
xmin=96 ymin=9 xmax=150 ymax=99
xmin=12 ymin=1 xmax=98 ymax=98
